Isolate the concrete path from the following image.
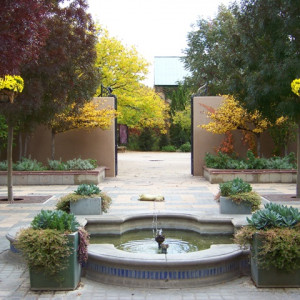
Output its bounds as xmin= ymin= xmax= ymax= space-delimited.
xmin=0 ymin=151 xmax=299 ymax=299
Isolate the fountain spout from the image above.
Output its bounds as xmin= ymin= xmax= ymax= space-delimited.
xmin=155 ymin=229 xmax=165 ymax=249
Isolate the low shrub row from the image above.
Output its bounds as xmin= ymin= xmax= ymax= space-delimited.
xmin=0 ymin=157 xmax=97 ymax=171
xmin=161 ymin=142 xmax=191 ymax=152
xmin=205 ymin=151 xmax=296 ymax=170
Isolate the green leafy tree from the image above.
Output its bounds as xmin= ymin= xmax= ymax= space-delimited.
xmin=183 ymin=5 xmax=241 ymax=95
xmin=96 ymin=28 xmax=169 ymax=133
xmin=164 ymin=84 xmax=191 ymax=147
xmin=230 ymin=0 xmax=300 ymax=196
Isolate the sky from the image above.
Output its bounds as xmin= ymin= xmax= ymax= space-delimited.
xmin=87 ymin=0 xmax=233 ymax=86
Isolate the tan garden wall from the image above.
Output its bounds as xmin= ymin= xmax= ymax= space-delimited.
xmin=192 ymin=96 xmax=296 ymax=176
xmin=13 ymin=97 xmax=116 ymax=177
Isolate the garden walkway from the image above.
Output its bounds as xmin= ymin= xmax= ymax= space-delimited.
xmin=0 ymin=151 xmax=299 ymax=299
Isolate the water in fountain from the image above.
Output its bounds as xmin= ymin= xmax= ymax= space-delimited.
xmin=90 ymin=229 xmax=233 ymax=254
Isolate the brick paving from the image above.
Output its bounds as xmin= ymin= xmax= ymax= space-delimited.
xmin=0 ymin=151 xmax=299 ymax=299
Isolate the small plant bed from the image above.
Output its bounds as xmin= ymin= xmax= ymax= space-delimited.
xmin=216 ymin=178 xmax=261 ymax=214
xmin=204 ymin=151 xmax=297 ymax=183
xmin=0 ymin=158 xmax=106 ymax=185
xmin=56 ymin=184 xmax=112 ymax=215
xmin=14 ymin=210 xmax=89 ymax=290
xmin=235 ymin=203 xmax=300 ymax=287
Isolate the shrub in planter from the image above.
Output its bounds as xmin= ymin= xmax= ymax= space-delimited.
xmin=217 ymin=178 xmax=261 ymax=214
xmin=56 ymin=184 xmax=112 ymax=215
xmin=14 ymin=210 xmax=89 ymax=290
xmin=235 ymin=203 xmax=300 ymax=287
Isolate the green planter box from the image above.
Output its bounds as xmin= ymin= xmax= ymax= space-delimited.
xmin=251 ymin=233 xmax=300 ymax=287
xmin=220 ymin=196 xmax=252 ymax=214
xmin=70 ymin=197 xmax=102 ymax=215
xmin=29 ymin=232 xmax=81 ymax=290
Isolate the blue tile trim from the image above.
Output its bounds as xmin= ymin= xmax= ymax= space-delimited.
xmin=85 ymin=258 xmax=248 ymax=281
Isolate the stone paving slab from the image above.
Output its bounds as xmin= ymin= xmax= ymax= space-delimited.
xmin=0 ymin=152 xmax=299 ymax=299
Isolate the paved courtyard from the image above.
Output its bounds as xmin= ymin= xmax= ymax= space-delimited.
xmin=0 ymin=151 xmax=299 ymax=299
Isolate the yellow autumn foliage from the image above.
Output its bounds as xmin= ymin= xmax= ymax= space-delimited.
xmin=51 ymin=100 xmax=117 ymax=134
xmin=0 ymin=75 xmax=24 ymax=93
xmin=201 ymin=95 xmax=270 ymax=134
xmin=291 ymin=78 xmax=300 ymax=96
xmin=95 ymin=26 xmax=169 ymax=132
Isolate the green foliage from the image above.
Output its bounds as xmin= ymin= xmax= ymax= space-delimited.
xmin=161 ymin=145 xmax=177 ymax=152
xmin=0 ymin=115 xmax=7 ymax=151
xmin=65 ymin=158 xmax=97 ymax=170
xmin=75 ymin=184 xmax=100 ymax=196
xmin=159 ymin=134 xmax=170 ymax=149
xmin=205 ymin=151 xmax=297 ymax=170
xmin=247 ymin=203 xmax=300 ymax=230
xmin=230 ymin=191 xmax=261 ymax=212
xmin=269 ymin=120 xmax=297 ymax=156
xmin=14 ymin=157 xmax=46 ymax=171
xmin=256 ymin=228 xmax=300 ymax=272
xmin=179 ymin=142 xmax=191 ymax=152
xmin=138 ymin=128 xmax=157 ymax=151
xmin=219 ymin=178 xmax=252 ymax=197
xmin=169 ymin=123 xmax=190 ymax=148
xmin=31 ymin=210 xmax=79 ymax=232
xmin=47 ymin=159 xmax=68 ymax=170
xmin=56 ymin=191 xmax=112 ymax=214
xmin=235 ymin=203 xmax=300 ymax=271
xmin=183 ymin=5 xmax=239 ymax=94
xmin=0 ymin=161 xmax=8 ymax=171
xmin=15 ymin=228 xmax=71 ymax=276
xmin=0 ymin=158 xmax=97 ymax=171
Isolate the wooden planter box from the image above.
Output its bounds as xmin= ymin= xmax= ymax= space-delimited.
xmin=250 ymin=233 xmax=300 ymax=287
xmin=220 ymin=196 xmax=252 ymax=214
xmin=203 ymin=167 xmax=297 ymax=184
xmin=70 ymin=197 xmax=102 ymax=215
xmin=0 ymin=167 xmax=106 ymax=185
xmin=29 ymin=232 xmax=81 ymax=290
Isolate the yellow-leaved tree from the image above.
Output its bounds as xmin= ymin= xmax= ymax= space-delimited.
xmin=50 ymin=100 xmax=117 ymax=159
xmin=96 ymin=27 xmax=169 ymax=133
xmin=201 ymin=95 xmax=271 ymax=156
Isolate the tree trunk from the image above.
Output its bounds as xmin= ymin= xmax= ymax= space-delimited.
xmin=7 ymin=124 xmax=14 ymax=203
xmin=24 ymin=133 xmax=29 ymax=158
xmin=51 ymin=129 xmax=55 ymax=160
xmin=256 ymin=134 xmax=261 ymax=157
xmin=18 ymin=132 xmax=22 ymax=160
xmin=296 ymin=122 xmax=300 ymax=198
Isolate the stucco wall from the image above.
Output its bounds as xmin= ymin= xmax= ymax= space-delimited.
xmin=21 ymin=97 xmax=116 ymax=177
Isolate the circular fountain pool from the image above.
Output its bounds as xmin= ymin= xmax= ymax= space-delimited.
xmin=83 ymin=213 xmax=250 ymax=288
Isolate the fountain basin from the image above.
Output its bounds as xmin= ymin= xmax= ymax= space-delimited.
xmin=7 ymin=213 xmax=250 ymax=288
xmin=83 ymin=213 xmax=250 ymax=288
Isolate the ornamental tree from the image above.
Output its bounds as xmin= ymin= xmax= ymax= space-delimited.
xmin=0 ymin=0 xmax=49 ymax=202
xmin=201 ymin=95 xmax=270 ymax=156
xmin=0 ymin=0 xmax=49 ymax=76
xmin=11 ymin=0 xmax=99 ymax=162
xmin=49 ymin=101 xmax=117 ymax=159
xmin=16 ymin=0 xmax=99 ymax=126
